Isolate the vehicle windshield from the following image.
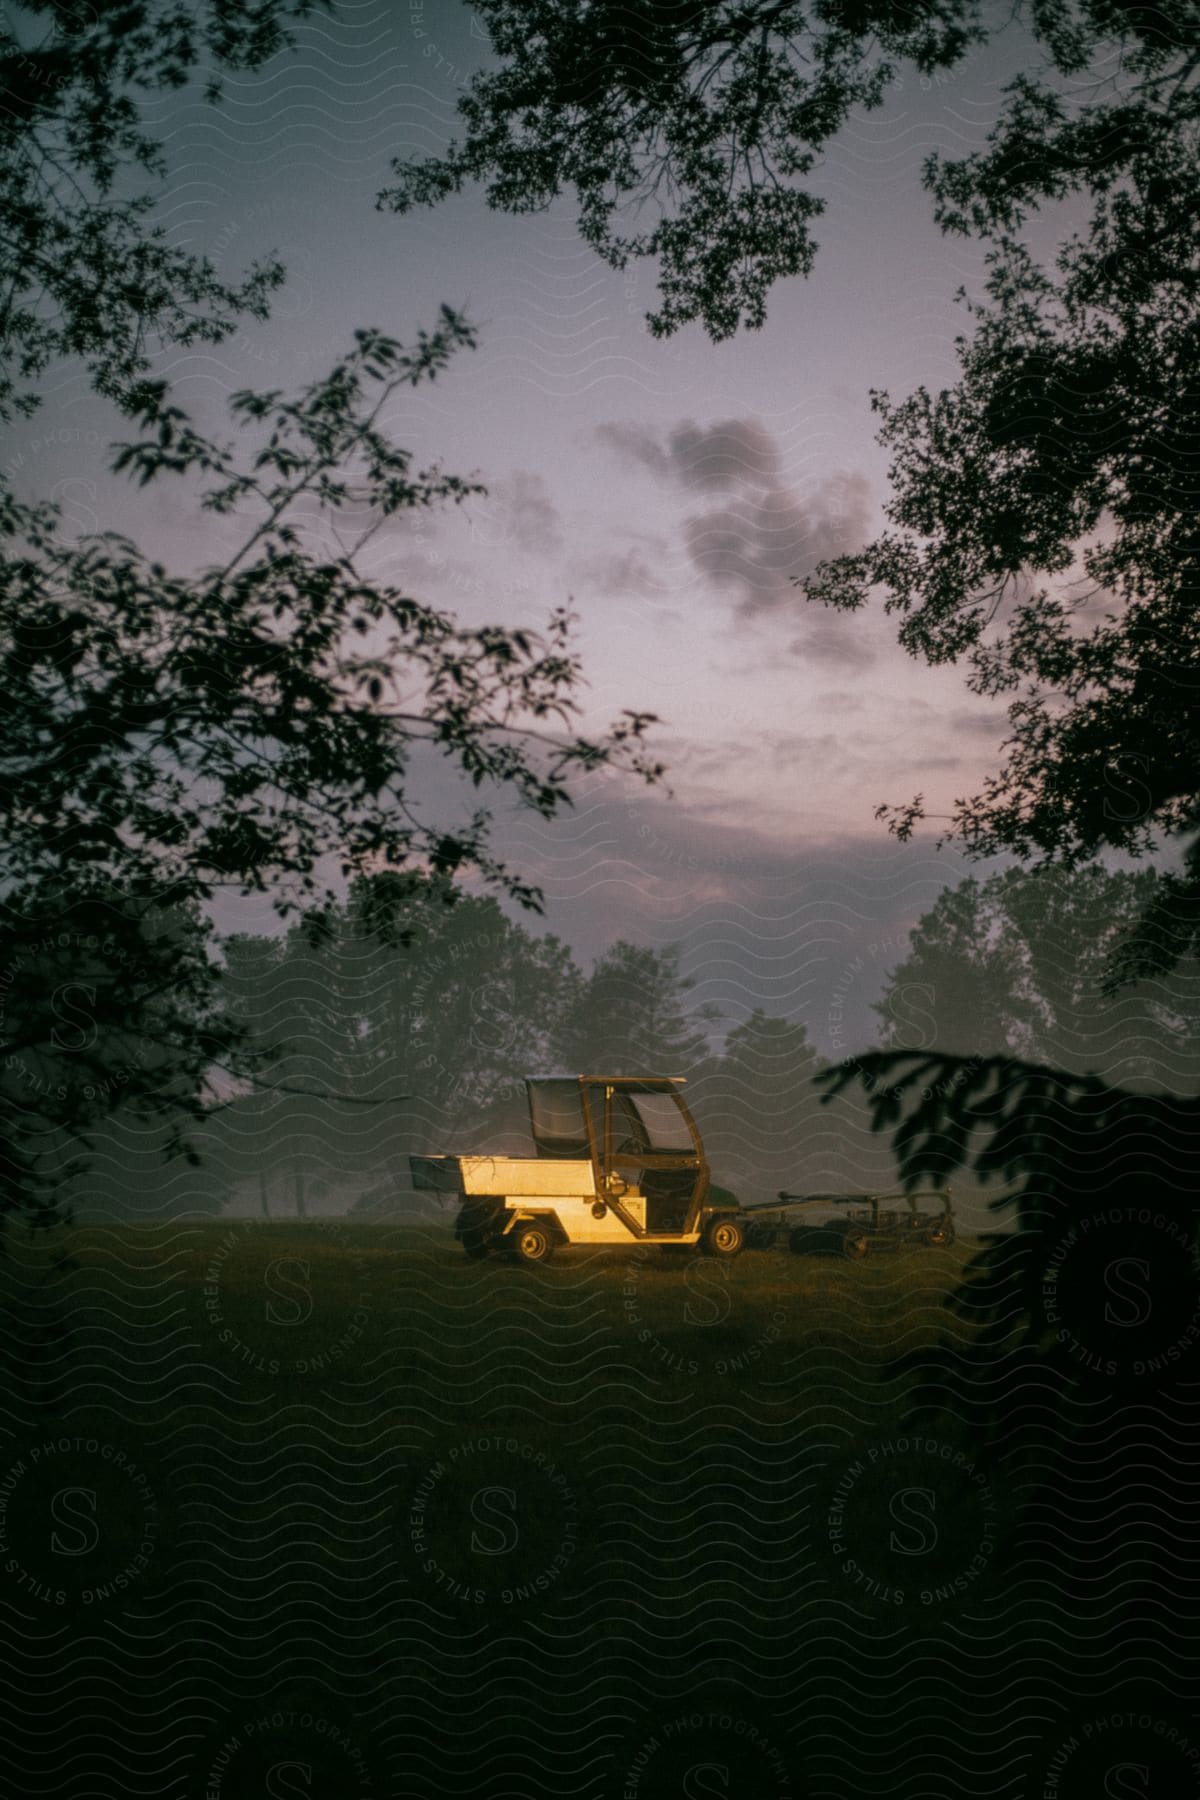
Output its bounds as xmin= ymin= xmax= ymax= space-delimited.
xmin=627 ymin=1091 xmax=694 ymax=1153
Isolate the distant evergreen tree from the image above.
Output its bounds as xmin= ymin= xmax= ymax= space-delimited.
xmin=551 ymin=941 xmax=718 ymax=1077
xmin=701 ymin=1010 xmax=827 ymax=1205
xmin=872 ymin=878 xmax=1028 ymax=1060
xmin=874 ymin=866 xmax=1200 ymax=1089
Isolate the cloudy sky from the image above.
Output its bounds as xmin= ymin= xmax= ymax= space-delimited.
xmin=5 ymin=0 xmax=1058 ymax=1051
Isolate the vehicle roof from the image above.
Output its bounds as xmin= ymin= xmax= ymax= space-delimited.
xmin=526 ymin=1074 xmax=685 ymax=1088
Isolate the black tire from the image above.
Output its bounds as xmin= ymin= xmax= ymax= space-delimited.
xmin=509 ymin=1221 xmax=555 ymax=1265
xmin=841 ymin=1230 xmax=870 ymax=1260
xmin=701 ymin=1215 xmax=745 ymax=1259
xmin=461 ymin=1232 xmax=491 ymax=1261
xmin=926 ymin=1219 xmax=956 ymax=1247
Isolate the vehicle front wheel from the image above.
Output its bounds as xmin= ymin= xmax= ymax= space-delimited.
xmin=509 ymin=1222 xmax=555 ymax=1265
xmin=701 ymin=1215 xmax=745 ymax=1259
xmin=841 ymin=1231 xmax=870 ymax=1260
xmin=926 ymin=1219 xmax=955 ymax=1247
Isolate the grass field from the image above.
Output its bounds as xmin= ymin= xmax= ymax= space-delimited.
xmin=0 ymin=1218 xmax=1088 ymax=1798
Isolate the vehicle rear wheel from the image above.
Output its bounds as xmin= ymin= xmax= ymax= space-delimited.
xmin=702 ymin=1215 xmax=745 ymax=1258
xmin=461 ymin=1232 xmax=491 ymax=1260
xmin=509 ymin=1222 xmax=555 ymax=1265
xmin=925 ymin=1219 xmax=955 ymax=1247
xmin=841 ymin=1231 xmax=870 ymax=1260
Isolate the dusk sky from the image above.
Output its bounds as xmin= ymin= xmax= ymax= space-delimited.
xmin=4 ymin=0 xmax=1066 ymax=1051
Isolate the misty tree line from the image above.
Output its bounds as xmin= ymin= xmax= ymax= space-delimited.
xmin=49 ymin=861 xmax=1200 ymax=1224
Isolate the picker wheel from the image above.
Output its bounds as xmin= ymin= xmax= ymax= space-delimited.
xmin=925 ymin=1219 xmax=956 ymax=1248
xmin=701 ymin=1215 xmax=745 ymax=1259
xmin=509 ymin=1222 xmax=555 ymax=1265
xmin=841 ymin=1230 xmax=870 ymax=1261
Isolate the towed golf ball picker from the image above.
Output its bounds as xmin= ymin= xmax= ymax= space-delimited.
xmin=410 ymin=1076 xmax=955 ymax=1265
xmin=758 ymin=1188 xmax=956 ymax=1257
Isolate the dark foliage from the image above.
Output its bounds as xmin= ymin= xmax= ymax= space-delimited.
xmin=398 ymin=1 xmax=1200 ymax=977
xmin=0 ymin=0 xmax=325 ymax=421
xmin=821 ymin=1049 xmax=1200 ymax=1429
xmin=382 ymin=0 xmax=985 ymax=340
xmin=0 ymin=6 xmax=663 ymax=1226
xmin=0 ymin=320 xmax=660 ymax=1225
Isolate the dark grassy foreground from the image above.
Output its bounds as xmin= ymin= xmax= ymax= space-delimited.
xmin=0 ymin=1219 xmax=1174 ymax=1798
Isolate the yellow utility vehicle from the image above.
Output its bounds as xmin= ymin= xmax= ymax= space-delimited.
xmin=410 ymin=1076 xmax=743 ymax=1264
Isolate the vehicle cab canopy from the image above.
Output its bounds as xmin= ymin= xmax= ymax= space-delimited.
xmin=527 ymin=1075 xmax=697 ymax=1155
xmin=526 ymin=1076 xmax=706 ymax=1215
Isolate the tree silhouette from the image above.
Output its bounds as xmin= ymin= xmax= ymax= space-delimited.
xmin=875 ymin=866 xmax=1200 ymax=1088
xmin=1 ymin=323 xmax=658 ymax=1225
xmin=838 ymin=867 xmax=1200 ymax=1419
xmin=805 ymin=77 xmax=1200 ymax=969
xmin=700 ymin=1009 xmax=827 ymax=1204
xmin=382 ymin=0 xmax=982 ymax=340
xmin=0 ymin=0 xmax=664 ymax=1226
xmin=0 ymin=1 xmax=318 ymax=422
xmin=551 ymin=940 xmax=718 ymax=1077
xmin=214 ymin=881 xmax=586 ymax=1210
xmin=816 ymin=1043 xmax=1200 ymax=1670
xmin=215 ymin=929 xmax=348 ymax=1218
xmin=327 ymin=877 xmax=580 ymax=1170
xmin=820 ymin=1048 xmax=1200 ymax=1415
xmin=0 ymin=895 xmax=235 ymax=1225
xmin=873 ymin=878 xmax=1022 ymax=1062
xmin=393 ymin=1 xmax=1200 ymax=972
